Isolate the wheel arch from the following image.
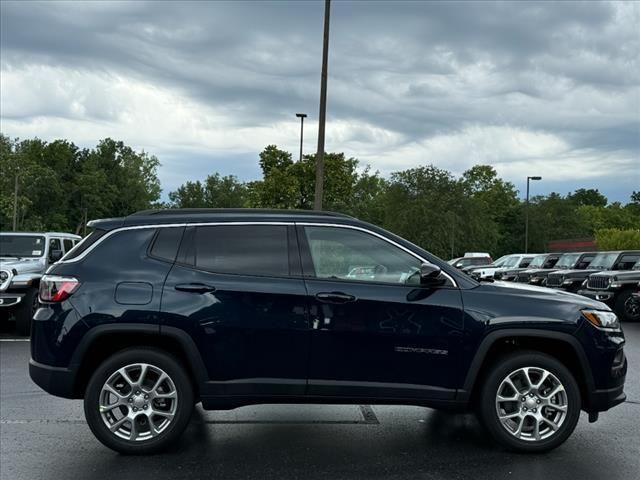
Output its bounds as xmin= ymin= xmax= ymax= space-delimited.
xmin=69 ymin=324 xmax=208 ymax=398
xmin=458 ymin=329 xmax=595 ymax=407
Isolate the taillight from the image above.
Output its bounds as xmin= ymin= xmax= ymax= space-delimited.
xmin=39 ymin=275 xmax=80 ymax=302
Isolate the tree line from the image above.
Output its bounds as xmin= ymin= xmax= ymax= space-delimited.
xmin=1 ymin=135 xmax=638 ymax=258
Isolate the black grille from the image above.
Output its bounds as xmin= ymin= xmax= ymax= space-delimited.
xmin=546 ymin=275 xmax=563 ymax=287
xmin=516 ymin=274 xmax=530 ymax=283
xmin=588 ymin=276 xmax=609 ymax=290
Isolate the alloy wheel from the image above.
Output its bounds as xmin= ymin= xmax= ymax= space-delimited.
xmin=624 ymin=296 xmax=640 ymax=320
xmin=495 ymin=367 xmax=568 ymax=442
xmin=98 ymin=363 xmax=178 ymax=442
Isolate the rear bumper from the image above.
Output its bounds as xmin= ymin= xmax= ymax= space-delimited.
xmin=29 ymin=359 xmax=77 ymax=399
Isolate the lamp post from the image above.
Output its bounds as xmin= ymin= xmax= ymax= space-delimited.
xmin=525 ymin=175 xmax=542 ymax=253
xmin=295 ymin=113 xmax=307 ymax=162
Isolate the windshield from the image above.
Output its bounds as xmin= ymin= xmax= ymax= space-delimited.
xmin=529 ymin=255 xmax=547 ymax=268
xmin=589 ymin=252 xmax=619 ymax=270
xmin=492 ymin=255 xmax=510 ymax=266
xmin=0 ymin=235 xmax=46 ymax=258
xmin=502 ymin=256 xmax=520 ymax=268
xmin=555 ymin=253 xmax=580 ymax=268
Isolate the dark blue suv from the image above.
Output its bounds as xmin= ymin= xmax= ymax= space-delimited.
xmin=30 ymin=209 xmax=627 ymax=454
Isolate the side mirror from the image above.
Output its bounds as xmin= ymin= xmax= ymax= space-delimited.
xmin=420 ymin=263 xmax=444 ymax=286
xmin=49 ymin=250 xmax=63 ymax=262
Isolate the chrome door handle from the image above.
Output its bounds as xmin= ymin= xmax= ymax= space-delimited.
xmin=315 ymin=292 xmax=356 ymax=304
xmin=174 ymin=283 xmax=216 ymax=294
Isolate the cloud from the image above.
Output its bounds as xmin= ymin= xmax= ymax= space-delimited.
xmin=1 ymin=0 xmax=638 ymax=202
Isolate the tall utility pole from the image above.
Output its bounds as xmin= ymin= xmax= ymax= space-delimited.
xmin=525 ymin=175 xmax=542 ymax=253
xmin=12 ymin=174 xmax=18 ymax=231
xmin=314 ymin=0 xmax=331 ymax=210
xmin=295 ymin=113 xmax=307 ymax=162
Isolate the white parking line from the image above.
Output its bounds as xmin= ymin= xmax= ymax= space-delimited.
xmin=0 ymin=338 xmax=30 ymax=342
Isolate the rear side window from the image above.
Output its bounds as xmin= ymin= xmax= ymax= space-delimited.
xmin=63 ymin=229 xmax=107 ymax=260
xmin=149 ymin=227 xmax=184 ymax=263
xmin=194 ymin=225 xmax=289 ymax=277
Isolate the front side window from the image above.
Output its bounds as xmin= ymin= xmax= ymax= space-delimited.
xmin=304 ymin=226 xmax=422 ymax=284
xmin=194 ymin=225 xmax=289 ymax=277
xmin=0 ymin=235 xmax=46 ymax=258
xmin=63 ymin=239 xmax=74 ymax=253
xmin=618 ymin=254 xmax=640 ymax=270
xmin=49 ymin=238 xmax=62 ymax=253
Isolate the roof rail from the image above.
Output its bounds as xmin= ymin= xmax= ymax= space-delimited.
xmin=128 ymin=208 xmax=353 ymax=218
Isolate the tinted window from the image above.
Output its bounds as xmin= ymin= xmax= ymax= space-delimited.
xmin=150 ymin=227 xmax=184 ymax=262
xmin=304 ymin=226 xmax=421 ymax=284
xmin=194 ymin=225 xmax=289 ymax=277
xmin=63 ymin=239 xmax=74 ymax=253
xmin=618 ymin=254 xmax=640 ymax=270
xmin=64 ymin=229 xmax=107 ymax=260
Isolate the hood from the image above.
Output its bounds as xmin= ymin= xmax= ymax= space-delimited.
xmin=591 ymin=270 xmax=640 ymax=280
xmin=483 ymin=281 xmax=608 ymax=310
xmin=548 ymin=268 xmax=604 ymax=279
xmin=0 ymin=257 xmax=46 ymax=275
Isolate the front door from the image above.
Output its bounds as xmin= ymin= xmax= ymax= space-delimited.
xmin=298 ymin=225 xmax=464 ymax=400
xmin=161 ymin=223 xmax=310 ymax=396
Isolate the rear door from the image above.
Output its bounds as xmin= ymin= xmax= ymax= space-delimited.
xmin=160 ymin=223 xmax=310 ymax=396
xmin=298 ymin=224 xmax=465 ymax=400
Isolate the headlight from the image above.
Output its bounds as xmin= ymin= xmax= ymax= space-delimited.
xmin=530 ymin=277 xmax=542 ymax=283
xmin=562 ymin=278 xmax=576 ymax=285
xmin=0 ymin=271 xmax=8 ymax=282
xmin=582 ymin=309 xmax=620 ymax=330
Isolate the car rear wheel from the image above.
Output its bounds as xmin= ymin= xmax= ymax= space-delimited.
xmin=618 ymin=291 xmax=640 ymax=323
xmin=15 ymin=287 xmax=38 ymax=337
xmin=84 ymin=348 xmax=194 ymax=454
xmin=478 ymin=351 xmax=580 ymax=453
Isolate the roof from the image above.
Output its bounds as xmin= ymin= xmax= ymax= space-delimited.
xmin=88 ymin=208 xmax=355 ymax=230
xmin=0 ymin=231 xmax=81 ymax=238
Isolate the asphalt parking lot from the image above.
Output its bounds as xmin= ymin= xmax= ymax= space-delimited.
xmin=1 ymin=325 xmax=639 ymax=480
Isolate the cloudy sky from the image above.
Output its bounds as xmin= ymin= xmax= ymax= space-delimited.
xmin=1 ymin=0 xmax=638 ymax=202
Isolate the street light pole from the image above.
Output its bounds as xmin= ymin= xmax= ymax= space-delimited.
xmin=314 ymin=0 xmax=331 ymax=211
xmin=525 ymin=175 xmax=542 ymax=253
xmin=295 ymin=113 xmax=307 ymax=162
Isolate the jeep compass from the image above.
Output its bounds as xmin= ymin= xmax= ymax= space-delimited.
xmin=29 ymin=209 xmax=627 ymax=454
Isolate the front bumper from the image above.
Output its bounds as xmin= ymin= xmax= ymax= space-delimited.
xmin=578 ymin=289 xmax=615 ymax=304
xmin=0 ymin=292 xmax=25 ymax=309
xmin=29 ymin=359 xmax=77 ymax=399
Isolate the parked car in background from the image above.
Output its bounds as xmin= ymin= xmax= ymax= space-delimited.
xmin=495 ymin=253 xmax=561 ymax=281
xmin=546 ymin=251 xmax=640 ymax=294
xmin=625 ymin=283 xmax=640 ymax=323
xmin=465 ymin=253 xmax=535 ymax=280
xmin=578 ymin=258 xmax=640 ymax=322
xmin=0 ymin=231 xmax=81 ymax=335
xmin=29 ymin=209 xmax=626 ymax=454
xmin=447 ymin=252 xmax=493 ymax=269
xmin=517 ymin=252 xmax=596 ymax=286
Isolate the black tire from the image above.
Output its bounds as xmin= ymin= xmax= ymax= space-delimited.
xmin=477 ymin=351 xmax=581 ymax=453
xmin=617 ymin=290 xmax=640 ymax=323
xmin=84 ymin=348 xmax=194 ymax=454
xmin=15 ymin=287 xmax=38 ymax=337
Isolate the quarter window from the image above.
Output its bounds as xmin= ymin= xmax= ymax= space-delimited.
xmin=194 ymin=225 xmax=289 ymax=277
xmin=303 ymin=226 xmax=422 ymax=284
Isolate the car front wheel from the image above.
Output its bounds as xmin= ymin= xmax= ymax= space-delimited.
xmin=478 ymin=351 xmax=581 ymax=453
xmin=84 ymin=348 xmax=194 ymax=454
